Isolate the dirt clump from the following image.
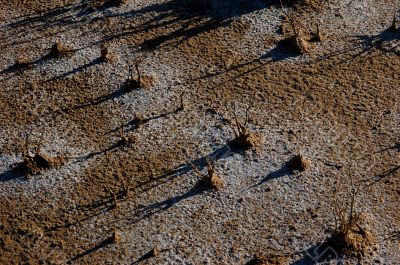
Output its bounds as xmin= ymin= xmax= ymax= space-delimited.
xmin=125 ymin=73 xmax=154 ymax=92
xmin=311 ymin=24 xmax=325 ymax=42
xmin=323 ymin=214 xmax=376 ymax=260
xmin=200 ymin=158 xmax=223 ymax=190
xmin=14 ymin=56 xmax=33 ymax=70
xmin=132 ymin=113 xmax=146 ymax=127
xmin=100 ymin=46 xmax=116 ymax=62
xmin=111 ymin=228 xmax=121 ymax=244
xmin=201 ymin=172 xmax=224 ymax=190
xmin=281 ymin=34 xmax=309 ymax=54
xmin=229 ymin=131 xmax=263 ymax=151
xmin=287 ymin=155 xmax=311 ymax=171
xmin=228 ymin=96 xmax=263 ymax=151
xmin=14 ymin=152 xmax=65 ymax=176
xmin=49 ymin=42 xmax=74 ymax=58
xmin=150 ymin=246 xmax=160 ymax=257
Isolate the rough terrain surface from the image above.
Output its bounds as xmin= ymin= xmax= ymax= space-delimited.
xmin=0 ymin=0 xmax=399 ymax=264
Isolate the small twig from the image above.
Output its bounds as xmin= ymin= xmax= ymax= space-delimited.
xmin=231 ymin=103 xmax=241 ymax=137
xmin=244 ymin=90 xmax=257 ymax=128
xmin=134 ymin=62 xmax=141 ymax=85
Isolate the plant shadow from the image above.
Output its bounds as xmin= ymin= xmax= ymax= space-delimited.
xmin=125 ymin=145 xmax=234 ymax=222
xmin=1 ymin=0 xmax=277 ymax=51
xmin=60 ymin=81 xmax=132 ymax=114
xmin=291 ymin=241 xmax=344 ymax=265
xmin=353 ymin=27 xmax=400 ymax=56
xmin=70 ymin=235 xmax=115 ymax=262
xmin=0 ymin=167 xmax=26 ymax=182
xmin=261 ymin=41 xmax=300 ymax=61
xmin=248 ymin=162 xmax=293 ymax=189
xmin=50 ymin=57 xmax=102 ymax=80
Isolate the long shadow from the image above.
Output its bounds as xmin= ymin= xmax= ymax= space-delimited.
xmin=93 ymin=0 xmax=275 ymax=51
xmin=0 ymin=53 xmax=53 ymax=75
xmin=44 ymin=145 xmax=239 ymax=240
xmin=192 ymin=57 xmax=258 ymax=83
xmin=47 ymin=146 xmax=234 ymax=232
xmin=0 ymin=0 xmax=99 ymax=49
xmin=353 ymin=27 xmax=400 ymax=56
xmin=46 ymin=192 xmax=121 ymax=233
xmin=2 ymin=0 xmax=276 ymax=50
xmin=122 ymin=144 xmax=238 ymax=224
xmin=60 ymin=82 xmax=131 ymax=114
xmin=130 ymin=181 xmax=207 ymax=223
xmin=364 ymin=165 xmax=400 ymax=186
xmin=133 ymin=249 xmax=157 ymax=264
xmin=74 ymin=136 xmax=136 ymax=163
xmin=314 ymin=27 xmax=400 ymax=63
xmin=376 ymin=142 xmax=400 ymax=154
xmin=0 ymin=168 xmax=25 ymax=182
xmin=70 ymin=235 xmax=114 ymax=262
xmin=110 ymin=108 xmax=184 ymax=134
xmin=50 ymin=57 xmax=102 ymax=81
xmin=249 ymin=164 xmax=292 ymax=189
xmin=112 ymin=0 xmax=276 ymax=49
xmin=135 ymin=145 xmax=234 ymax=193
xmin=0 ymin=0 xmax=95 ymax=29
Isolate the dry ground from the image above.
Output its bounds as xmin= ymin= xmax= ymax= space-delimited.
xmin=0 ymin=0 xmax=399 ymax=264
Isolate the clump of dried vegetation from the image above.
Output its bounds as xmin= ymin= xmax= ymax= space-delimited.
xmin=190 ymin=156 xmax=223 ymax=190
xmin=100 ymin=46 xmax=115 ymax=62
xmin=49 ymin=42 xmax=74 ymax=58
xmin=125 ymin=54 xmax=154 ymax=91
xmin=228 ymin=93 xmax=263 ymax=150
xmin=323 ymin=174 xmax=375 ymax=259
xmin=310 ymin=24 xmax=325 ymax=42
xmin=281 ymin=20 xmax=309 ymax=54
xmin=14 ymin=134 xmax=64 ymax=176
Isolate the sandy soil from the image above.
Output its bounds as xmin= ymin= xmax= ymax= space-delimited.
xmin=0 ymin=0 xmax=399 ymax=264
